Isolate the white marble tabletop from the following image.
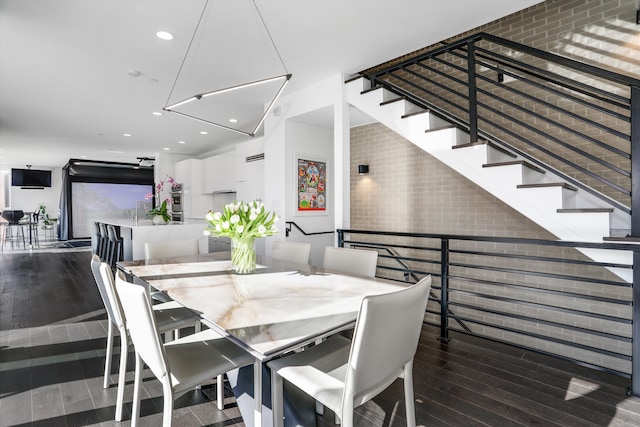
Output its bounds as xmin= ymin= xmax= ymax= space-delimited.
xmin=120 ymin=254 xmax=404 ymax=359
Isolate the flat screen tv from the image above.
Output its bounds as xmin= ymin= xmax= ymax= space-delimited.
xmin=11 ymin=168 xmax=52 ymax=188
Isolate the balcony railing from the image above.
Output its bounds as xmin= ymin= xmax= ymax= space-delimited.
xmin=337 ymin=228 xmax=639 ymax=396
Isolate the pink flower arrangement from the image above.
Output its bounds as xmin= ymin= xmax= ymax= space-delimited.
xmin=145 ymin=175 xmax=179 ymax=222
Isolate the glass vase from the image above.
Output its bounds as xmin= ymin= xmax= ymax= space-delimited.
xmin=231 ymin=237 xmax=256 ymax=274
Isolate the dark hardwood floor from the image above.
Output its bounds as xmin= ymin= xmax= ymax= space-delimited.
xmin=1 ymin=249 xmax=639 ymax=426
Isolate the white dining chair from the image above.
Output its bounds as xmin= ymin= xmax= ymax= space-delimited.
xmin=89 ymin=255 xmax=201 ymax=422
xmin=268 ymin=275 xmax=432 ymax=427
xmin=144 ymin=238 xmax=199 ymax=260
xmin=115 ymin=270 xmax=254 ymax=427
xmin=322 ymin=246 xmax=379 ymax=277
xmin=272 ymin=240 xmax=312 ymax=265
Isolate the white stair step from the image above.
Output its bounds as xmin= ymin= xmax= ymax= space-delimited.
xmin=516 ymin=183 xmax=578 ymax=210
xmin=482 ymin=160 xmax=546 ymax=185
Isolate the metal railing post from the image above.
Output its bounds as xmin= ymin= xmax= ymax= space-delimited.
xmin=467 ymin=41 xmax=479 ymax=143
xmin=439 ymin=238 xmax=451 ymax=342
xmin=632 ymin=86 xmax=640 ymax=236
xmin=632 ymin=250 xmax=640 ymax=397
xmin=631 ymin=86 xmax=640 ymax=396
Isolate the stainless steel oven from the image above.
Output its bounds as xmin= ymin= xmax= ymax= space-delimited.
xmin=170 ymin=184 xmax=183 ymax=222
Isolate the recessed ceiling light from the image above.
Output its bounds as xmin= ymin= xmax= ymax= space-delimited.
xmin=123 ymin=133 xmax=131 ymax=137
xmin=156 ymin=31 xmax=174 ymax=41
xmin=200 ymin=131 xmax=208 ymax=135
xmin=152 ymin=111 xmax=163 ymax=116
xmin=80 ymin=155 xmax=87 ymax=158
xmin=163 ymin=147 xmax=170 ymax=151
xmin=178 ymin=140 xmax=186 ymax=144
xmin=229 ymin=118 xmax=238 ymax=123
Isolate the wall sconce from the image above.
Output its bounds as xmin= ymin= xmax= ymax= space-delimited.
xmin=358 ymin=165 xmax=369 ymax=175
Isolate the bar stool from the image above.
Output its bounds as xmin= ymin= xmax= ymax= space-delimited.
xmin=1 ymin=210 xmax=26 ymax=250
xmin=98 ymin=222 xmax=110 ymax=259
xmin=93 ymin=222 xmax=104 ymax=257
xmin=29 ymin=211 xmax=40 ymax=248
xmin=106 ymin=224 xmax=123 ymax=268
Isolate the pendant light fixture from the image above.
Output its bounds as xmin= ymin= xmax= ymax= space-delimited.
xmin=163 ymin=0 xmax=291 ymax=137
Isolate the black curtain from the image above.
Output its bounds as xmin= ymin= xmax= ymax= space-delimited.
xmin=59 ymin=159 xmax=154 ymax=240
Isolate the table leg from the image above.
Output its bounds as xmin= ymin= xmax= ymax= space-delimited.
xmin=254 ymin=360 xmax=263 ymax=427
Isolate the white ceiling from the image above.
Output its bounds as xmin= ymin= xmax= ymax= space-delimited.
xmin=0 ymin=0 xmax=542 ymax=169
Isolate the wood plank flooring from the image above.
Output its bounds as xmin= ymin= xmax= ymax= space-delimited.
xmin=1 ymin=250 xmax=639 ymax=426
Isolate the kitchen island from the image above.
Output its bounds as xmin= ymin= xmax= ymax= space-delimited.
xmin=92 ymin=218 xmax=211 ymax=261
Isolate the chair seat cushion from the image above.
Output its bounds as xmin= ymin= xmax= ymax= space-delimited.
xmin=153 ymin=302 xmax=198 ymax=332
xmin=268 ymin=334 xmax=351 ymax=413
xmin=165 ymin=329 xmax=254 ymax=394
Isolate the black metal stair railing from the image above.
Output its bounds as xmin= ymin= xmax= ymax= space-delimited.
xmin=337 ymin=228 xmax=639 ymax=396
xmin=350 ymin=242 xmax=473 ymax=334
xmin=364 ymin=32 xmax=640 ymax=232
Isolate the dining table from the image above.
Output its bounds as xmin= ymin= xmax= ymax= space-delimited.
xmin=117 ymin=252 xmax=408 ymax=427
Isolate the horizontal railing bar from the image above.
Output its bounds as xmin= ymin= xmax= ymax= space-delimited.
xmin=451 ymin=261 xmax=625 ymax=287
xmin=339 ymin=229 xmax=640 ymax=251
xmin=477 ymin=84 xmax=631 ymax=162
xmin=386 ymin=69 xmax=467 ymax=109
xmin=479 ymin=33 xmax=640 ymax=87
xmin=450 ymin=288 xmax=631 ymax=324
xmin=409 ymin=47 xmax=631 ymax=139
xmin=476 ymin=72 xmax=630 ymax=147
xmin=373 ymin=75 xmax=471 ymax=130
xmin=448 ymin=314 xmax=631 ymax=360
xmin=452 ymin=301 xmax=632 ymax=342
xmin=451 ymin=275 xmax=631 ymax=304
xmin=479 ymin=109 xmax=632 ymax=196
xmin=449 ymin=328 xmax=630 ymax=379
xmin=346 ymin=239 xmax=441 ymax=253
xmin=474 ymin=45 xmax=632 ymax=110
xmin=450 ymin=248 xmax=631 ymax=270
xmin=447 ymin=45 xmax=632 ymax=111
xmin=474 ymin=125 xmax=632 ymax=214
xmin=413 ymin=57 xmax=469 ymax=88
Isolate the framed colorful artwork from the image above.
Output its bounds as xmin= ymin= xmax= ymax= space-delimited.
xmin=296 ymin=156 xmax=327 ymax=212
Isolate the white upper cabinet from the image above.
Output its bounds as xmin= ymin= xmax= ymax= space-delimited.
xmin=202 ymin=152 xmax=236 ymax=193
xmin=173 ymin=158 xmax=202 ymax=191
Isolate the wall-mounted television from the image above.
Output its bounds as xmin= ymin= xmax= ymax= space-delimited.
xmin=11 ymin=168 xmax=52 ymax=188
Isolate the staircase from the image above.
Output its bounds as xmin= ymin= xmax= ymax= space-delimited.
xmin=346 ymin=76 xmax=633 ymax=281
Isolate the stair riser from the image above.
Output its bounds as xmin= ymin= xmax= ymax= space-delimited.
xmin=516 ymin=187 xmax=576 ymax=210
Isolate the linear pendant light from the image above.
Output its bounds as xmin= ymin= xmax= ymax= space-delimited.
xmin=162 ymin=0 xmax=291 ymax=138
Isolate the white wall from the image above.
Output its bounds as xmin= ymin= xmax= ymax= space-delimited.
xmin=261 ymin=73 xmax=348 ymax=265
xmin=5 ymin=166 xmax=63 ymax=218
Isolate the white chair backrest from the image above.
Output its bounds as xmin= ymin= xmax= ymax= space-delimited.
xmin=90 ymin=254 xmax=124 ymax=329
xmin=322 ymin=246 xmax=378 ymax=277
xmin=346 ymin=275 xmax=431 ymax=407
xmin=272 ymin=241 xmax=311 ymax=265
xmin=144 ymin=239 xmax=199 ymax=260
xmin=115 ymin=270 xmax=170 ymax=382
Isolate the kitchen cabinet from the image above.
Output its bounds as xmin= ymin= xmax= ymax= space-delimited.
xmin=202 ymin=152 xmax=236 ymax=193
xmin=173 ymin=159 xmax=212 ymax=219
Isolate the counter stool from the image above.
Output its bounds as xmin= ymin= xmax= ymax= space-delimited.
xmin=98 ymin=222 xmax=109 ymax=259
xmin=29 ymin=212 xmax=40 ymax=248
xmin=106 ymin=225 xmax=123 ymax=269
xmin=93 ymin=222 xmax=105 ymax=257
xmin=1 ymin=210 xmax=26 ymax=250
